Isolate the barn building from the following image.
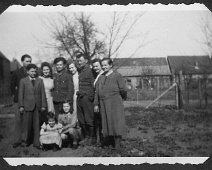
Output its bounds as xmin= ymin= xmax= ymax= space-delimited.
xmin=113 ymin=57 xmax=172 ymax=90
xmin=0 ymin=51 xmax=11 ymax=105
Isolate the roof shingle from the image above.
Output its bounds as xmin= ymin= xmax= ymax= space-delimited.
xmin=167 ymin=55 xmax=212 ymax=75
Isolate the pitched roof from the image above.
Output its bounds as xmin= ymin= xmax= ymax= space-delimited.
xmin=113 ymin=57 xmax=167 ymax=68
xmin=167 ymin=55 xmax=212 ymax=75
xmin=115 ymin=65 xmax=171 ymax=77
xmin=0 ymin=51 xmax=10 ymax=62
xmin=113 ymin=57 xmax=170 ymax=76
xmin=10 ymin=59 xmax=22 ymax=72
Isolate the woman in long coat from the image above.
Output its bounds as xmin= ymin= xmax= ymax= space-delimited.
xmin=94 ymin=58 xmax=127 ymax=150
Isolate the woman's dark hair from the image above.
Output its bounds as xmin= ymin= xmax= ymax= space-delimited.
xmin=101 ymin=58 xmax=113 ymax=66
xmin=60 ymin=101 xmax=73 ymax=114
xmin=41 ymin=62 xmax=53 ymax=78
xmin=46 ymin=111 xmax=58 ymax=124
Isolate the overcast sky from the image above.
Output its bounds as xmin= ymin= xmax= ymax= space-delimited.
xmin=0 ymin=4 xmax=211 ymax=64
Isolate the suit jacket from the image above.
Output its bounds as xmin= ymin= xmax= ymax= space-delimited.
xmin=10 ymin=67 xmax=27 ymax=103
xmin=18 ymin=77 xmax=47 ymax=111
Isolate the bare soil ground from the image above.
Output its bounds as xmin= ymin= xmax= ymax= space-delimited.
xmin=0 ymin=103 xmax=212 ymax=157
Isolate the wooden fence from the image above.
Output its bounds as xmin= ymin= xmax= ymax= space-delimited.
xmin=126 ymin=71 xmax=212 ymax=109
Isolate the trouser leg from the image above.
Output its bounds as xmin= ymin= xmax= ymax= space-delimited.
xmin=77 ymin=96 xmax=95 ymax=146
xmin=53 ymin=101 xmax=62 ymax=119
xmin=40 ymin=109 xmax=47 ymax=127
xmin=68 ymin=128 xmax=78 ymax=144
xmin=77 ymin=97 xmax=86 ymax=138
xmin=94 ymin=112 xmax=102 ymax=143
xmin=21 ymin=110 xmax=33 ymax=144
xmin=82 ymin=96 xmax=94 ymax=136
xmin=13 ymin=103 xmax=22 ymax=144
xmin=33 ymin=107 xmax=40 ymax=147
xmin=115 ymin=136 xmax=121 ymax=150
xmin=82 ymin=96 xmax=95 ymax=145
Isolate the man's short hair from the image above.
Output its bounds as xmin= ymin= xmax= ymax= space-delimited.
xmin=21 ymin=54 xmax=31 ymax=62
xmin=101 ymin=58 xmax=113 ymax=66
xmin=54 ymin=57 xmax=67 ymax=65
xmin=26 ymin=64 xmax=38 ymax=71
xmin=91 ymin=58 xmax=101 ymax=65
xmin=76 ymin=53 xmax=88 ymax=60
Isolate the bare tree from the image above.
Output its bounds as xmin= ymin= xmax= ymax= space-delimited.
xmin=199 ymin=13 xmax=212 ymax=57
xmin=33 ymin=49 xmax=55 ymax=66
xmin=40 ymin=11 xmax=149 ymax=63
xmin=104 ymin=12 xmax=148 ymax=59
xmin=40 ymin=12 xmax=106 ymax=61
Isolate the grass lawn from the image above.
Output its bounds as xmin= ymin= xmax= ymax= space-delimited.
xmin=0 ymin=104 xmax=212 ymax=157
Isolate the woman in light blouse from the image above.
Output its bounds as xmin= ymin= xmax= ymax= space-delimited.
xmin=67 ymin=61 xmax=79 ymax=115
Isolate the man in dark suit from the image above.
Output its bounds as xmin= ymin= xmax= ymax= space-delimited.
xmin=52 ymin=57 xmax=74 ymax=118
xmin=18 ymin=64 xmax=47 ymax=148
xmin=10 ymin=54 xmax=32 ymax=148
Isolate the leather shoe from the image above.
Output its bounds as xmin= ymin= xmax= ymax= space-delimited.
xmin=79 ymin=137 xmax=89 ymax=146
xmin=21 ymin=142 xmax=30 ymax=147
xmin=87 ymin=137 xmax=96 ymax=146
xmin=33 ymin=145 xmax=41 ymax=150
xmin=53 ymin=146 xmax=58 ymax=152
xmin=13 ymin=143 xmax=21 ymax=148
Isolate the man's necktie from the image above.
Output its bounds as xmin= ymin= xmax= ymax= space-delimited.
xmin=31 ymin=79 xmax=35 ymax=87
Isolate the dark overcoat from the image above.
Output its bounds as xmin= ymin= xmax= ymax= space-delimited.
xmin=10 ymin=67 xmax=27 ymax=103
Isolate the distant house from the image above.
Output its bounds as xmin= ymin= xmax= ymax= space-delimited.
xmin=10 ymin=58 xmax=22 ymax=74
xmin=167 ymin=55 xmax=212 ymax=78
xmin=113 ymin=58 xmax=172 ymax=90
xmin=0 ymin=51 xmax=10 ymax=83
xmin=0 ymin=51 xmax=11 ymax=104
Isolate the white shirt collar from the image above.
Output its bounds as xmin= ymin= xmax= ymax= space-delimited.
xmin=29 ymin=76 xmax=36 ymax=81
xmin=99 ymin=70 xmax=104 ymax=76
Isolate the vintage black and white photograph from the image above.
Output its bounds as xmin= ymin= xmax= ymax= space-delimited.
xmin=0 ymin=4 xmax=212 ymax=162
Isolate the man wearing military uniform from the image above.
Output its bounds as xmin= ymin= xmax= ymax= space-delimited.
xmin=52 ymin=57 xmax=74 ymax=118
xmin=76 ymin=54 xmax=95 ymax=146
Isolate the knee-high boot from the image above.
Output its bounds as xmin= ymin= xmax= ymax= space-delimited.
xmin=87 ymin=127 xmax=96 ymax=146
xmin=79 ymin=125 xmax=89 ymax=146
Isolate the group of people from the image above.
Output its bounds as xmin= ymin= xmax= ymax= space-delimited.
xmin=10 ymin=53 xmax=127 ymax=151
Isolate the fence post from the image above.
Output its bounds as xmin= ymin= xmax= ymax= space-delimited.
xmin=178 ymin=70 xmax=183 ymax=109
xmin=136 ymin=87 xmax=138 ymax=105
xmin=176 ymin=83 xmax=179 ymax=109
xmin=187 ymin=76 xmax=190 ymax=105
xmin=198 ymin=77 xmax=202 ymax=108
xmin=175 ymin=74 xmax=179 ymax=109
xmin=172 ymin=69 xmax=175 ymax=84
xmin=156 ymin=77 xmax=160 ymax=106
xmin=204 ymin=77 xmax=208 ymax=108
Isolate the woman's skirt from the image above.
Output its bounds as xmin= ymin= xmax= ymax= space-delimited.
xmin=40 ymin=132 xmax=62 ymax=148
